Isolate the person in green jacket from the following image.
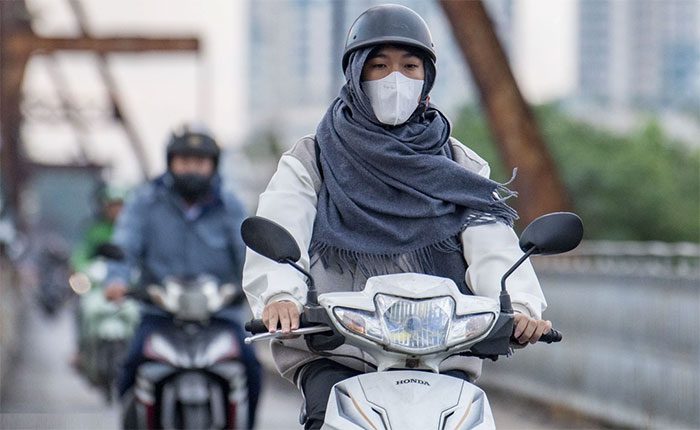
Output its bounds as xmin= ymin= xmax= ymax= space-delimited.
xmin=70 ymin=186 xmax=127 ymax=272
xmin=70 ymin=185 xmax=127 ymax=370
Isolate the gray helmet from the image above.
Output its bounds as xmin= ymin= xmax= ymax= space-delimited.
xmin=342 ymin=4 xmax=436 ymax=71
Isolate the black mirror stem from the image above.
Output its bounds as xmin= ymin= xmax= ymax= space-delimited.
xmin=283 ymin=258 xmax=318 ymax=306
xmin=499 ymin=246 xmax=537 ymax=314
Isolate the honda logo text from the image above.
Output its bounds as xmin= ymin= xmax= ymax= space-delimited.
xmin=395 ymin=378 xmax=430 ymax=386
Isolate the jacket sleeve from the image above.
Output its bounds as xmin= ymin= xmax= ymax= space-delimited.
xmin=458 ymin=152 xmax=547 ymax=319
xmin=105 ymin=188 xmax=147 ymax=287
xmin=70 ymin=225 xmax=94 ymax=272
xmin=242 ymin=154 xmax=317 ymax=317
xmin=461 ymin=223 xmax=547 ymax=319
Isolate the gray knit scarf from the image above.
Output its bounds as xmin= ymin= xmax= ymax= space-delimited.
xmin=311 ymin=47 xmax=517 ymax=277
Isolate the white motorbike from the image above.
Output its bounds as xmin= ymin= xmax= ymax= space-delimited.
xmin=241 ymin=212 xmax=583 ymax=430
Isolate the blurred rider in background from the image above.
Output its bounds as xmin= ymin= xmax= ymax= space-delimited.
xmin=104 ymin=124 xmax=261 ymax=427
xmin=71 ymin=185 xmax=126 ymax=273
xmin=70 ymin=185 xmax=127 ymax=369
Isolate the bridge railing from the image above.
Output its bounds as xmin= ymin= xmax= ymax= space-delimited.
xmin=480 ymin=240 xmax=700 ymax=429
xmin=532 ymin=240 xmax=700 ymax=280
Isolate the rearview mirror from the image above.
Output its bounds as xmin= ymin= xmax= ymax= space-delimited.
xmin=519 ymin=212 xmax=583 ymax=255
xmin=241 ymin=216 xmax=301 ymax=263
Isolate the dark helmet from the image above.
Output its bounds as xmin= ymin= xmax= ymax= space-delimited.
xmin=166 ymin=124 xmax=220 ymax=168
xmin=342 ymin=4 xmax=436 ymax=71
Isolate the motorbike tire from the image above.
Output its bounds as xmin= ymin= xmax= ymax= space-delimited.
xmin=121 ymin=391 xmax=138 ymax=430
xmin=98 ymin=340 xmax=126 ymax=404
xmin=181 ymin=404 xmax=211 ymax=430
xmin=37 ymin=291 xmax=59 ymax=317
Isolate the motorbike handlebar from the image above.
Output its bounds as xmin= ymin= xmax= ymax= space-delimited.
xmin=245 ymin=319 xmax=269 ymax=334
xmin=510 ymin=328 xmax=562 ymax=344
xmin=538 ymin=328 xmax=562 ymax=343
xmin=247 ymin=318 xmax=562 ymax=344
xmin=245 ymin=317 xmax=316 ymax=334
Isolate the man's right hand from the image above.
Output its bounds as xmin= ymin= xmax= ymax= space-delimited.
xmin=262 ymin=300 xmax=300 ymax=334
xmin=104 ymin=282 xmax=128 ymax=302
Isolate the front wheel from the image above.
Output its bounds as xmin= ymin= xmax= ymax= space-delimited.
xmin=181 ymin=404 xmax=211 ymax=430
xmin=97 ymin=339 xmax=126 ymax=403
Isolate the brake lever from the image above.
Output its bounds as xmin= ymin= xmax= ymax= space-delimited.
xmin=244 ymin=325 xmax=332 ymax=344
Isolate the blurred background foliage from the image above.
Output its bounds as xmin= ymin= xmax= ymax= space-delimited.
xmin=452 ymin=104 xmax=700 ymax=242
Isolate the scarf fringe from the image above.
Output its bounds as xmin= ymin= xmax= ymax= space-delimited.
xmin=310 ymin=240 xmax=441 ymax=279
xmin=310 ymin=207 xmax=517 ymax=279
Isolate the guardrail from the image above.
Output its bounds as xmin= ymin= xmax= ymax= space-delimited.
xmin=481 ymin=240 xmax=700 ymax=429
xmin=531 ymin=240 xmax=700 ymax=280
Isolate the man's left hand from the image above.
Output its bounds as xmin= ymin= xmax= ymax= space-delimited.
xmin=513 ymin=313 xmax=552 ymax=345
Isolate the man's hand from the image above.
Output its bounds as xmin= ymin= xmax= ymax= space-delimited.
xmin=262 ymin=300 xmax=300 ymax=334
xmin=513 ymin=313 xmax=552 ymax=345
xmin=104 ymin=282 xmax=128 ymax=302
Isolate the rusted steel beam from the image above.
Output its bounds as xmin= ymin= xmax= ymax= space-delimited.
xmin=44 ymin=55 xmax=91 ymax=163
xmin=2 ymin=30 xmax=198 ymax=204
xmin=65 ymin=0 xmax=199 ymax=178
xmin=439 ymin=0 xmax=571 ymax=225
xmin=67 ymin=0 xmax=147 ymax=178
xmin=9 ymin=34 xmax=199 ymax=55
xmin=1 ymin=0 xmax=201 ymax=206
xmin=0 ymin=1 xmax=33 ymax=212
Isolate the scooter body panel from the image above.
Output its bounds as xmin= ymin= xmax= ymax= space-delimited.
xmin=322 ymin=371 xmax=494 ymax=430
xmin=133 ymin=322 xmax=248 ymax=429
xmin=143 ymin=321 xmax=240 ymax=368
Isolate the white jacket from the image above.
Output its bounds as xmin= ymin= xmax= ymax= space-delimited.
xmin=243 ymin=135 xmax=547 ymax=382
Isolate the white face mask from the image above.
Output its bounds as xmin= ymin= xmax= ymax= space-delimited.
xmin=361 ymin=71 xmax=424 ymax=126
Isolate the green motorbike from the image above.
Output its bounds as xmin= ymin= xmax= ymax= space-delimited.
xmin=72 ymin=250 xmax=140 ymax=403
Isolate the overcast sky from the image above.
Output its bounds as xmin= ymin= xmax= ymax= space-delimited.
xmin=513 ymin=0 xmax=577 ymax=103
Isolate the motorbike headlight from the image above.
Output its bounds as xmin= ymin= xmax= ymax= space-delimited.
xmin=332 ymin=294 xmax=497 ymax=355
xmin=376 ymin=294 xmax=453 ymax=353
xmin=333 ymin=307 xmax=383 ymax=342
xmin=446 ymin=312 xmax=495 ymax=347
xmin=69 ymin=272 xmax=91 ymax=295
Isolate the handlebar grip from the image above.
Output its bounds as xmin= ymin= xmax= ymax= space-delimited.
xmin=539 ymin=328 xmax=562 ymax=343
xmin=245 ymin=319 xmax=269 ymax=334
xmin=246 ymin=314 xmax=315 ymax=334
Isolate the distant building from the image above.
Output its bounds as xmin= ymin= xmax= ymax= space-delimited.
xmin=578 ymin=0 xmax=700 ymax=111
xmin=247 ymin=0 xmax=515 ymax=145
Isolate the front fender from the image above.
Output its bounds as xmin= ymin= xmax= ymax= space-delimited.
xmin=176 ymin=372 xmax=210 ymax=404
xmin=322 ymin=371 xmax=495 ymax=430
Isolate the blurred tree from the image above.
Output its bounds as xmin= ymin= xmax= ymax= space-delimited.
xmin=452 ymin=104 xmax=700 ymax=242
xmin=243 ymin=129 xmax=285 ymax=161
xmin=439 ymin=0 xmax=571 ymax=225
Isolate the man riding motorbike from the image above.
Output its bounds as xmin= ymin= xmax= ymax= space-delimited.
xmin=104 ymin=124 xmax=261 ymax=428
xmin=70 ymin=185 xmax=130 ymax=377
xmin=243 ymin=5 xmax=552 ymax=429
